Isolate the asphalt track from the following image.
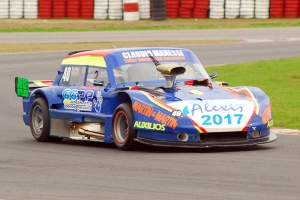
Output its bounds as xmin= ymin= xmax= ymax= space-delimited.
xmin=1 ymin=30 xmax=300 ymax=200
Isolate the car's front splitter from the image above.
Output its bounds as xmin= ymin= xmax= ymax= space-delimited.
xmin=135 ymin=131 xmax=277 ymax=148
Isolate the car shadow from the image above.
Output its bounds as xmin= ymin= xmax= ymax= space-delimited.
xmin=59 ymin=139 xmax=117 ymax=149
xmin=136 ymin=144 xmax=276 ymax=153
xmin=57 ymin=139 xmax=276 ymax=153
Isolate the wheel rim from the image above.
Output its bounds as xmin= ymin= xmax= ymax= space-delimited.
xmin=32 ymin=105 xmax=43 ymax=136
xmin=114 ymin=111 xmax=129 ymax=144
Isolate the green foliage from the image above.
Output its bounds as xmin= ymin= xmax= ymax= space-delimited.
xmin=206 ymin=57 xmax=300 ymax=129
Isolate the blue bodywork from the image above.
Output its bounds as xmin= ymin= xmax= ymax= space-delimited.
xmin=20 ymin=47 xmax=276 ymax=147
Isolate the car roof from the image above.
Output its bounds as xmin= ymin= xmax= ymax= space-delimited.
xmin=66 ymin=47 xmax=188 ymax=58
xmin=62 ymin=47 xmax=194 ymax=69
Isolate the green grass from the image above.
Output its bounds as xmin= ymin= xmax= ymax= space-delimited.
xmin=205 ymin=57 xmax=300 ymax=130
xmin=1 ymin=23 xmax=300 ymax=32
xmin=0 ymin=18 xmax=300 ymax=32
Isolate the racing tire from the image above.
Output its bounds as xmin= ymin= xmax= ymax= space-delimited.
xmin=30 ymin=98 xmax=62 ymax=143
xmin=112 ymin=103 xmax=137 ymax=151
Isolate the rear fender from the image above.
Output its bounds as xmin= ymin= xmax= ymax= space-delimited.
xmin=25 ymin=87 xmax=62 ymax=114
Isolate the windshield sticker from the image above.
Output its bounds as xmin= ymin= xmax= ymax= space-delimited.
xmin=71 ymin=67 xmax=79 ymax=75
xmin=62 ymin=89 xmax=94 ymax=111
xmin=93 ymin=91 xmax=103 ymax=113
xmin=132 ymin=101 xmax=177 ymax=129
xmin=61 ymin=66 xmax=72 ymax=85
xmin=122 ymin=49 xmax=186 ymax=63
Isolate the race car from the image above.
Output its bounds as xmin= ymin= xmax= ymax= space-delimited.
xmin=15 ymin=47 xmax=277 ymax=150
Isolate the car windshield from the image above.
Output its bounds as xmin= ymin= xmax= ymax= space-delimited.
xmin=113 ymin=61 xmax=209 ymax=84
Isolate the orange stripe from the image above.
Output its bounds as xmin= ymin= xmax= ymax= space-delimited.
xmin=141 ymin=91 xmax=206 ymax=133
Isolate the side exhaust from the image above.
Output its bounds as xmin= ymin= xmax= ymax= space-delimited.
xmin=78 ymin=128 xmax=104 ymax=140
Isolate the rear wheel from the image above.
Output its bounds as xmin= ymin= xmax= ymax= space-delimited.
xmin=30 ymin=98 xmax=62 ymax=142
xmin=112 ymin=103 xmax=137 ymax=151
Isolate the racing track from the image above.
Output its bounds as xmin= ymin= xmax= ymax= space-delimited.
xmin=1 ymin=41 xmax=300 ymax=200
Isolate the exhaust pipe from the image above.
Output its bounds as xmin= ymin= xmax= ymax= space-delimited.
xmin=78 ymin=128 xmax=104 ymax=140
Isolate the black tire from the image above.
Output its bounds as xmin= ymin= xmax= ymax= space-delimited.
xmin=151 ymin=0 xmax=165 ymax=4
xmin=112 ymin=103 xmax=137 ymax=151
xmin=152 ymin=14 xmax=167 ymax=21
xmin=151 ymin=0 xmax=167 ymax=20
xmin=30 ymin=98 xmax=62 ymax=142
xmin=151 ymin=7 xmax=166 ymax=12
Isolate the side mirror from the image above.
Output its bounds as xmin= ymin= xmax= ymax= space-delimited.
xmin=209 ymin=72 xmax=217 ymax=79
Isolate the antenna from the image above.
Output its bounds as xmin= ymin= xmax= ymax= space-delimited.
xmin=148 ymin=54 xmax=160 ymax=66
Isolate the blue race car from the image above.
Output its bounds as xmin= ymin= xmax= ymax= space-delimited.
xmin=15 ymin=47 xmax=277 ymax=150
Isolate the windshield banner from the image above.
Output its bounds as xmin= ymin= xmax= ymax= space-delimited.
xmin=107 ymin=48 xmax=199 ymax=67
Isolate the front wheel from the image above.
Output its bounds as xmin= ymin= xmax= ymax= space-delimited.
xmin=30 ymin=98 xmax=62 ymax=142
xmin=112 ymin=103 xmax=137 ymax=151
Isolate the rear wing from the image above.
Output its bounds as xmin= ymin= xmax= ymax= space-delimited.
xmin=15 ymin=77 xmax=53 ymax=98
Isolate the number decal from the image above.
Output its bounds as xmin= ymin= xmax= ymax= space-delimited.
xmin=201 ymin=114 xmax=243 ymax=126
xmin=224 ymin=114 xmax=232 ymax=124
xmin=213 ymin=114 xmax=222 ymax=125
xmin=171 ymin=110 xmax=182 ymax=118
xmin=201 ymin=115 xmax=212 ymax=125
xmin=62 ymin=66 xmax=71 ymax=83
xmin=234 ymin=114 xmax=243 ymax=124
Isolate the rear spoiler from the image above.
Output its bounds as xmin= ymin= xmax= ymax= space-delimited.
xmin=15 ymin=77 xmax=53 ymax=98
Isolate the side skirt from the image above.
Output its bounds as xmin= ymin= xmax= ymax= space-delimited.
xmin=50 ymin=119 xmax=106 ymax=142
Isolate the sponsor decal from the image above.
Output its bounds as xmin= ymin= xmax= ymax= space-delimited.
xmin=71 ymin=67 xmax=79 ymax=75
xmin=184 ymin=103 xmax=243 ymax=116
xmin=183 ymin=102 xmax=244 ymax=126
xmin=169 ymin=100 xmax=254 ymax=132
xmin=93 ymin=91 xmax=103 ymax=113
xmin=122 ymin=49 xmax=185 ymax=63
xmin=132 ymin=101 xmax=178 ymax=129
xmin=201 ymin=114 xmax=243 ymax=126
xmin=134 ymin=121 xmax=166 ymax=131
xmin=62 ymin=89 xmax=94 ymax=111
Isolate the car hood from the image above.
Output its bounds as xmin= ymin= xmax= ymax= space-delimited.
xmin=164 ymin=86 xmax=263 ymax=132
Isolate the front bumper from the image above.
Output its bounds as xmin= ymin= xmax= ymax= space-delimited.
xmin=135 ymin=131 xmax=277 ymax=148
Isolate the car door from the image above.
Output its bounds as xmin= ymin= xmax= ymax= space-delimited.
xmin=59 ymin=65 xmax=88 ymax=112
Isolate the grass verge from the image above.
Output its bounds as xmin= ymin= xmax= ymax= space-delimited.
xmin=0 ymin=18 xmax=300 ymax=32
xmin=0 ymin=40 xmax=235 ymax=53
xmin=206 ymin=57 xmax=300 ymax=130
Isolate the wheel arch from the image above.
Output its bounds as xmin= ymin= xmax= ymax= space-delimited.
xmin=28 ymin=88 xmax=61 ymax=112
xmin=109 ymin=91 xmax=133 ymax=114
xmin=111 ymin=100 xmax=137 ymax=151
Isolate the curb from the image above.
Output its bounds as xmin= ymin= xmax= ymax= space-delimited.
xmin=272 ymin=128 xmax=300 ymax=136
